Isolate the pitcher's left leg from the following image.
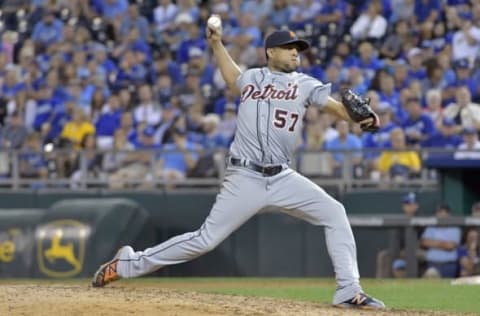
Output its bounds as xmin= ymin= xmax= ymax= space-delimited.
xmin=269 ymin=170 xmax=384 ymax=308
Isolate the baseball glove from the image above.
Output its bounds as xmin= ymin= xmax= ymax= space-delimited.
xmin=340 ymin=88 xmax=379 ymax=132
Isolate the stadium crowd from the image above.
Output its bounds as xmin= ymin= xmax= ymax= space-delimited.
xmin=0 ymin=0 xmax=479 ymax=187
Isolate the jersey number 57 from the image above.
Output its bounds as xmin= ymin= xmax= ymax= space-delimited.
xmin=273 ymin=108 xmax=299 ymax=132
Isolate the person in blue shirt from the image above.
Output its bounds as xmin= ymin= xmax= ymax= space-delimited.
xmin=1 ymin=67 xmax=26 ymax=99
xmin=266 ymin=0 xmax=291 ymax=28
xmin=94 ymin=0 xmax=129 ymax=21
xmin=354 ymin=42 xmax=384 ymax=83
xmin=176 ymin=20 xmax=207 ymax=65
xmin=314 ymin=0 xmax=347 ymax=31
xmin=448 ymin=58 xmax=478 ymax=100
xmin=324 ymin=120 xmax=363 ymax=176
xmin=402 ymin=97 xmax=436 ymax=146
xmin=155 ymin=127 xmax=200 ymax=188
xmin=188 ymin=114 xmax=228 ymax=150
xmin=421 ymin=118 xmax=462 ymax=149
xmin=187 ymin=47 xmax=215 ymax=88
xmin=19 ymin=132 xmax=48 ymax=181
xmin=406 ymin=48 xmax=427 ymax=81
xmin=378 ymin=72 xmax=402 ymax=118
xmin=119 ymin=4 xmax=150 ymax=42
xmin=420 ymin=203 xmax=461 ymax=278
xmin=95 ymin=94 xmax=123 ymax=149
xmin=362 ymin=103 xmax=398 ymax=160
xmin=32 ymin=10 xmax=64 ymax=49
xmin=33 ymin=84 xmax=59 ymax=133
xmin=149 ymin=49 xmax=184 ymax=86
xmin=414 ymin=0 xmax=441 ymax=25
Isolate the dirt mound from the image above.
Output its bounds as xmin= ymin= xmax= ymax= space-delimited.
xmin=0 ymin=283 xmax=457 ymax=316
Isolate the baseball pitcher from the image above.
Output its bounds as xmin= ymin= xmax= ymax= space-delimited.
xmin=92 ymin=15 xmax=385 ymax=310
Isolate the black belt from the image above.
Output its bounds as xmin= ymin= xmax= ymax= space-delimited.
xmin=229 ymin=157 xmax=284 ymax=177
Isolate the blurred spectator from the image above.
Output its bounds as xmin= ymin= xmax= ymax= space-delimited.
xmin=60 ymin=108 xmax=96 ymax=149
xmin=472 ymin=202 xmax=480 ymax=217
xmin=229 ymin=13 xmax=261 ymax=67
xmin=70 ymin=133 xmax=103 ymax=188
xmin=324 ymin=120 xmax=362 ymax=176
xmin=379 ymin=20 xmax=414 ymax=60
xmin=406 ymin=47 xmax=426 ymax=81
xmin=288 ymin=0 xmax=321 ymax=31
xmin=422 ymin=118 xmax=462 ymax=149
xmin=32 ymin=10 xmax=64 ymax=50
xmin=109 ymin=125 xmax=157 ymax=188
xmin=451 ymin=11 xmax=480 ymax=63
xmin=376 ymin=192 xmax=423 ymax=278
xmin=175 ymin=15 xmax=206 ymax=65
xmin=119 ymin=4 xmax=150 ymax=42
xmin=423 ymin=89 xmax=443 ymax=127
xmin=451 ymin=59 xmax=478 ymax=100
xmin=454 ymin=127 xmax=480 ymax=160
xmin=420 ymin=203 xmax=461 ymax=278
xmin=402 ymin=96 xmax=436 ymax=146
xmin=355 ymin=41 xmax=383 ymax=83
xmin=314 ymin=0 xmax=347 ymax=31
xmin=458 ymin=228 xmax=480 ymax=277
xmin=133 ymin=84 xmax=162 ymax=127
xmin=414 ymin=0 xmax=441 ymax=26
xmin=362 ymin=102 xmax=398 ymax=161
xmin=187 ymin=47 xmax=215 ymax=91
xmin=19 ymin=132 xmax=48 ymax=181
xmin=102 ymin=128 xmax=136 ymax=175
xmin=95 ymin=0 xmax=129 ymax=22
xmin=377 ymin=128 xmax=421 ymax=181
xmin=95 ymin=93 xmax=123 ymax=150
xmin=217 ymin=103 xmax=237 ymax=144
xmin=350 ymin=1 xmax=387 ymax=41
xmin=0 ymin=111 xmax=28 ymax=149
xmin=390 ymin=0 xmax=414 ymax=23
xmin=444 ymin=87 xmax=480 ymax=132
xmin=154 ymin=0 xmax=179 ymax=32
xmin=152 ymin=124 xmax=200 ymax=188
xmin=189 ymin=113 xmax=228 ymax=149
xmin=266 ymin=0 xmax=290 ymax=28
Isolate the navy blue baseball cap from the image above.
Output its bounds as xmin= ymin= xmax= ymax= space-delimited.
xmin=265 ymin=30 xmax=310 ymax=52
xmin=402 ymin=192 xmax=417 ymax=204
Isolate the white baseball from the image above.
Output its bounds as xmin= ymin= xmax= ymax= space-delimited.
xmin=207 ymin=15 xmax=222 ymax=31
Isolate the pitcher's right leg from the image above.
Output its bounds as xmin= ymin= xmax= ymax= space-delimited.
xmin=92 ymin=167 xmax=266 ymax=286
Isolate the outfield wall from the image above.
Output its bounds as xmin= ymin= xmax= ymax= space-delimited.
xmin=0 ymin=190 xmax=441 ymax=278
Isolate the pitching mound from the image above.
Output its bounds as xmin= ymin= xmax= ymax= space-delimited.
xmin=0 ymin=283 xmax=457 ymax=316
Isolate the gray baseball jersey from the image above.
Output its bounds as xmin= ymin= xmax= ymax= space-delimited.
xmin=231 ymin=67 xmax=331 ymax=164
xmin=110 ymin=67 xmax=363 ymax=304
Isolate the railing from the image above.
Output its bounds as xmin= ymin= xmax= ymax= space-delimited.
xmin=0 ymin=147 xmax=476 ymax=191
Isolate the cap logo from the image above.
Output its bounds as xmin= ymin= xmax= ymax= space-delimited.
xmin=289 ymin=31 xmax=296 ymax=38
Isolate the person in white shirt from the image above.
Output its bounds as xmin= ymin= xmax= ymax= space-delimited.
xmin=454 ymin=127 xmax=480 ymax=160
xmin=133 ymin=84 xmax=162 ymax=126
xmin=452 ymin=12 xmax=480 ymax=62
xmin=350 ymin=1 xmax=387 ymax=40
xmin=443 ymin=86 xmax=480 ymax=132
xmin=154 ymin=0 xmax=179 ymax=32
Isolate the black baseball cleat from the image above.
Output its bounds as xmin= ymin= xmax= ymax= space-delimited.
xmin=334 ymin=292 xmax=386 ymax=309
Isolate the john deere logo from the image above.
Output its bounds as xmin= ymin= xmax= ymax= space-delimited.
xmin=0 ymin=228 xmax=21 ymax=263
xmin=37 ymin=220 xmax=90 ymax=277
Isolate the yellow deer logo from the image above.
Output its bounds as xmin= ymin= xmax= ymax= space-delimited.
xmin=37 ymin=220 xmax=89 ymax=277
xmin=44 ymin=229 xmax=81 ymax=270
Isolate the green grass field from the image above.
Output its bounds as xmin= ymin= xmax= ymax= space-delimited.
xmin=141 ymin=278 xmax=480 ymax=314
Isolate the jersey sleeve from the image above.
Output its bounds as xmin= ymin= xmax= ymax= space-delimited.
xmin=300 ymin=75 xmax=332 ymax=107
xmin=235 ymin=68 xmax=256 ymax=90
